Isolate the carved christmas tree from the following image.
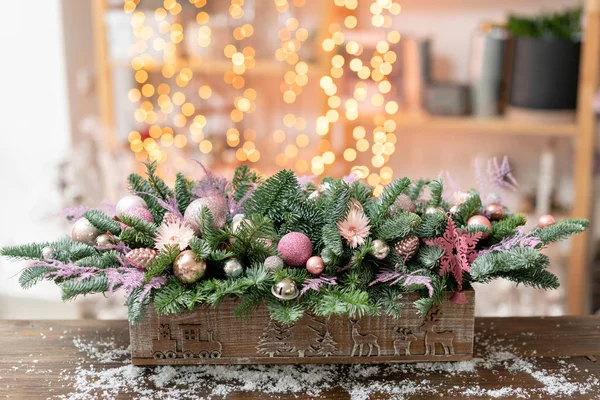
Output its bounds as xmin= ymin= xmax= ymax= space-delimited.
xmin=315 ymin=329 xmax=337 ymax=357
xmin=287 ymin=314 xmax=324 ymax=357
xmin=257 ymin=319 xmax=289 ymax=357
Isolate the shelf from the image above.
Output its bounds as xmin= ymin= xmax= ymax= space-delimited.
xmin=354 ymin=113 xmax=579 ymax=137
xmin=108 ymin=59 xmax=325 ymax=75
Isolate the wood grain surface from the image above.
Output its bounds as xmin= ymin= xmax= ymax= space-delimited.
xmin=130 ymin=292 xmax=475 ymax=365
xmin=0 ymin=316 xmax=599 ymax=399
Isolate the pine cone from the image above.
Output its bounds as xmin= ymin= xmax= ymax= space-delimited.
xmin=395 ymin=236 xmax=419 ymax=260
xmin=388 ymin=194 xmax=415 ymax=215
xmin=126 ymin=248 xmax=158 ymax=270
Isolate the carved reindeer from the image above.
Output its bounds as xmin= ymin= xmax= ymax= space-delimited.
xmin=392 ymin=327 xmax=417 ymax=356
xmin=350 ymin=320 xmax=381 ymax=357
xmin=419 ymin=309 xmax=455 ymax=355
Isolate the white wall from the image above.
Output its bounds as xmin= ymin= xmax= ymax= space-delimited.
xmin=0 ymin=1 xmax=77 ymax=315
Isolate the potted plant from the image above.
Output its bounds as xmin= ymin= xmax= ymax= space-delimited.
xmin=507 ymin=7 xmax=582 ymax=111
xmin=0 ymin=161 xmax=587 ymax=365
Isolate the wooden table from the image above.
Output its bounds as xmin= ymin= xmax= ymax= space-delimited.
xmin=0 ymin=317 xmax=599 ymax=399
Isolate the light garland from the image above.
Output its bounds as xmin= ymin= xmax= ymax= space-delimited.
xmin=122 ymin=0 xmax=402 ymax=187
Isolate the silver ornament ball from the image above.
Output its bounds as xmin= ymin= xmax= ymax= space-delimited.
xmin=173 ymin=250 xmax=207 ymax=284
xmin=271 ymin=277 xmax=299 ymax=301
xmin=371 ymin=239 xmax=390 ymax=260
xmin=95 ymin=233 xmax=115 ymax=246
xmin=223 ymin=259 xmax=243 ymax=278
xmin=116 ymin=195 xmax=148 ymax=217
xmin=71 ymin=218 xmax=102 ymax=246
xmin=41 ymin=246 xmax=55 ymax=260
xmin=264 ymin=255 xmax=284 ymax=271
xmin=425 ymin=206 xmax=445 ymax=216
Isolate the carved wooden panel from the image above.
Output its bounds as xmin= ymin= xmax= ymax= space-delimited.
xmin=130 ymin=291 xmax=475 ymax=365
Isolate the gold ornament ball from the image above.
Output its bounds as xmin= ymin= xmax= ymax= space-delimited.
xmin=306 ymin=256 xmax=325 ymax=275
xmin=538 ymin=214 xmax=556 ymax=228
xmin=425 ymin=206 xmax=445 ymax=216
xmin=372 ymin=239 xmax=390 ymax=260
xmin=173 ymin=250 xmax=207 ymax=284
xmin=467 ymin=215 xmax=492 ymax=239
xmin=271 ymin=277 xmax=299 ymax=300
xmin=95 ymin=233 xmax=115 ymax=246
xmin=71 ymin=218 xmax=102 ymax=246
xmin=223 ymin=258 xmax=243 ymax=278
xmin=484 ymin=203 xmax=505 ymax=221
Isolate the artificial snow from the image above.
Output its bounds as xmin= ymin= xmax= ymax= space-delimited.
xmin=3 ymin=329 xmax=598 ymax=399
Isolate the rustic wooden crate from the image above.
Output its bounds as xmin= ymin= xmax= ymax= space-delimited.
xmin=130 ymin=290 xmax=475 ymax=365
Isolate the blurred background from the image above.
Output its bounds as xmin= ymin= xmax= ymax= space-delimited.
xmin=1 ymin=0 xmax=599 ymax=319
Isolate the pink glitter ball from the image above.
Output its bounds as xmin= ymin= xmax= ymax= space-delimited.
xmin=120 ymin=207 xmax=155 ymax=230
xmin=277 ymin=232 xmax=313 ymax=267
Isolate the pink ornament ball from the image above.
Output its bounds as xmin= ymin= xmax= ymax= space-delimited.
xmin=277 ymin=232 xmax=313 ymax=267
xmin=306 ymin=256 xmax=325 ymax=275
xmin=467 ymin=215 xmax=492 ymax=239
xmin=538 ymin=214 xmax=556 ymax=228
xmin=120 ymin=207 xmax=155 ymax=230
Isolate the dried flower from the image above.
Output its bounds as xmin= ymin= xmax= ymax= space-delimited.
xmin=337 ymin=207 xmax=370 ymax=248
xmin=154 ymin=220 xmax=195 ymax=251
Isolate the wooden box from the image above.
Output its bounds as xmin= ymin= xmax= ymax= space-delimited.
xmin=130 ymin=291 xmax=475 ymax=365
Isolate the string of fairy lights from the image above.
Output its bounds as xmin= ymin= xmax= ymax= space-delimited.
xmin=123 ymin=0 xmax=402 ymax=195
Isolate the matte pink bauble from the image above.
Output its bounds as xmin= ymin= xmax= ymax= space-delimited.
xmin=306 ymin=256 xmax=325 ymax=275
xmin=277 ymin=232 xmax=313 ymax=267
xmin=538 ymin=214 xmax=556 ymax=228
xmin=467 ymin=215 xmax=492 ymax=239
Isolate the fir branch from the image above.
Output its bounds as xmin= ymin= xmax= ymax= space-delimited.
xmin=144 ymin=246 xmax=180 ymax=281
xmin=154 ymin=277 xmax=195 ymax=315
xmin=61 ymin=274 xmax=109 ymax=301
xmin=244 ymin=170 xmax=301 ymax=226
xmin=84 ymin=210 xmax=121 ymax=235
xmin=232 ymin=165 xmax=261 ymax=202
xmin=188 ymin=237 xmax=211 ymax=260
xmin=322 ymin=180 xmax=351 ymax=223
xmin=533 ymin=219 xmax=588 ymax=246
xmin=174 ymin=172 xmax=192 ymax=214
xmin=369 ymin=177 xmax=411 ymax=227
xmin=266 ymin=300 xmax=304 ymax=324
xmin=377 ymin=212 xmax=421 ymax=242
xmin=321 ymin=223 xmax=343 ymax=256
xmin=452 ymin=194 xmax=482 ymax=227
xmin=144 ymin=161 xmax=173 ymax=200
xmin=488 ymin=214 xmax=527 ymax=244
xmin=427 ymin=179 xmax=444 ymax=207
xmin=416 ymin=212 xmax=448 ymax=238
xmin=369 ymin=285 xmax=403 ymax=318
xmin=127 ymin=173 xmax=165 ymax=223
xmin=19 ymin=265 xmax=56 ymax=289
xmin=119 ymin=215 xmax=158 ymax=237
xmin=1 ymin=243 xmax=48 ymax=261
xmin=74 ymin=251 xmax=120 ymax=269
xmin=407 ymin=179 xmax=429 ymax=201
xmin=470 ymin=246 xmax=551 ymax=283
xmin=310 ymin=287 xmax=377 ymax=319
xmin=118 ymin=229 xmax=155 ymax=249
xmin=126 ymin=287 xmax=150 ymax=325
